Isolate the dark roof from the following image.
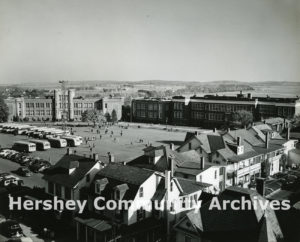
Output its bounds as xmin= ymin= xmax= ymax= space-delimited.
xmin=176 ymin=177 xmax=211 ymax=195
xmin=43 ymin=154 xmax=97 ymax=187
xmin=207 ymin=135 xmax=225 ymax=152
xmin=175 ymin=161 xmax=212 ymax=176
xmin=175 ymin=187 xmax=284 ymax=241
xmin=96 ymin=163 xmax=154 ymax=186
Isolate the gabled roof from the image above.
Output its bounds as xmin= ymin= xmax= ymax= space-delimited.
xmin=96 ymin=163 xmax=154 ymax=186
xmin=176 ymin=177 xmax=211 ymax=195
xmin=175 ymin=187 xmax=284 ymax=241
xmin=43 ymin=154 xmax=98 ymax=187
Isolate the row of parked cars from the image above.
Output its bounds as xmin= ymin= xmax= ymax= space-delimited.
xmin=0 ymin=149 xmax=51 ymax=175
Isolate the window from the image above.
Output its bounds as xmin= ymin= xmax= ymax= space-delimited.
xmin=170 ymin=182 xmax=173 ymax=192
xmin=139 ymin=187 xmax=144 ymax=197
xmin=105 ymin=103 xmax=108 ymax=108
xmin=188 ymin=143 xmax=192 ymax=150
xmin=170 ymin=202 xmax=174 ymax=212
xmin=182 ymin=197 xmax=187 ymax=208
xmin=137 ymin=207 xmax=146 ymax=221
xmin=214 ymin=170 xmax=217 ymax=179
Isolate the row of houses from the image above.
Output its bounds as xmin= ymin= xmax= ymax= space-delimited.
xmin=131 ymin=91 xmax=300 ymax=128
xmin=5 ymin=89 xmax=124 ymax=122
xmin=36 ymin=122 xmax=298 ymax=241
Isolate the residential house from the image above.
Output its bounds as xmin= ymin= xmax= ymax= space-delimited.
xmin=43 ymin=149 xmax=103 ymax=210
xmin=75 ymin=163 xmax=212 ymax=242
xmin=174 ymin=187 xmax=284 ymax=242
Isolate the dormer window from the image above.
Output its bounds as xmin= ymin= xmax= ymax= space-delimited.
xmin=139 ymin=187 xmax=144 ymax=197
xmin=95 ymin=178 xmax=108 ymax=195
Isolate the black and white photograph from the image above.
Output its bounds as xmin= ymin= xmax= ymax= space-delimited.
xmin=0 ymin=0 xmax=299 ymax=241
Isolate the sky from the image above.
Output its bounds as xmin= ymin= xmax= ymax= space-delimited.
xmin=0 ymin=0 xmax=299 ymax=84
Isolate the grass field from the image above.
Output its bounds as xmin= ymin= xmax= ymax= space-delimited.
xmin=0 ymin=125 xmax=187 ymax=164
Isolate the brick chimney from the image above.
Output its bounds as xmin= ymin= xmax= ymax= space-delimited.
xmin=170 ymin=155 xmax=175 ymax=177
xmin=67 ymin=148 xmax=73 ymax=155
xmin=200 ymin=156 xmax=205 ymax=170
xmin=165 ymin=170 xmax=171 ymax=191
xmin=265 ymin=132 xmax=269 ymax=149
xmin=93 ymin=153 xmax=99 ymax=161
xmin=214 ymin=128 xmax=217 ymax=133
xmin=237 ymin=136 xmax=242 ymax=146
xmin=108 ymin=152 xmax=114 ymax=163
xmin=170 ymin=143 xmax=175 ymax=151
xmin=286 ymin=127 xmax=290 ymax=141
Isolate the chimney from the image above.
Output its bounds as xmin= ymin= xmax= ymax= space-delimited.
xmin=263 ymin=120 xmax=266 ymax=124
xmin=265 ymin=132 xmax=269 ymax=149
xmin=108 ymin=152 xmax=114 ymax=163
xmin=200 ymin=156 xmax=205 ymax=170
xmin=170 ymin=143 xmax=175 ymax=151
xmin=214 ymin=128 xmax=217 ymax=133
xmin=237 ymin=136 xmax=242 ymax=146
xmin=165 ymin=170 xmax=171 ymax=191
xmin=170 ymin=155 xmax=175 ymax=177
xmin=247 ymin=93 xmax=252 ymax=99
xmin=227 ymin=127 xmax=230 ymax=133
xmin=286 ymin=127 xmax=290 ymax=141
xmin=256 ymin=178 xmax=266 ymax=196
xmin=93 ymin=153 xmax=99 ymax=161
xmin=67 ymin=148 xmax=73 ymax=155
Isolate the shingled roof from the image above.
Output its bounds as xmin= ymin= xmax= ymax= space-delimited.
xmin=43 ymin=154 xmax=98 ymax=187
xmin=174 ymin=187 xmax=284 ymax=241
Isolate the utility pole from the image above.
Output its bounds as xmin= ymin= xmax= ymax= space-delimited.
xmin=59 ymin=80 xmax=68 ymax=130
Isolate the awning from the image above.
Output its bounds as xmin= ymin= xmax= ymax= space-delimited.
xmin=75 ymin=217 xmax=112 ymax=232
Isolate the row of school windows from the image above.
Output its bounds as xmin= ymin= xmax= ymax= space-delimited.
xmin=191 ymin=103 xmax=252 ymax=112
xmin=26 ymin=110 xmax=52 ymax=116
xmin=25 ymin=103 xmax=52 ymax=108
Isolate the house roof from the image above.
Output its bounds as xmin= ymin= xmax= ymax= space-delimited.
xmin=175 ymin=187 xmax=284 ymax=241
xmin=43 ymin=154 xmax=98 ymax=187
xmin=175 ymin=161 xmax=213 ymax=176
xmin=96 ymin=163 xmax=154 ymax=186
xmin=176 ymin=177 xmax=211 ymax=195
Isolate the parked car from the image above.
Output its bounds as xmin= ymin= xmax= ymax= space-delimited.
xmin=0 ymin=172 xmax=10 ymax=181
xmin=0 ymin=175 xmax=23 ymax=187
xmin=29 ymin=160 xmax=51 ymax=173
xmin=0 ymin=149 xmax=13 ymax=158
xmin=2 ymin=220 xmax=23 ymax=238
xmin=16 ymin=167 xmax=32 ymax=177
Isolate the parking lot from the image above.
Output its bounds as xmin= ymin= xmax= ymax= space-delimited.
xmin=0 ymin=123 xmax=186 ymax=188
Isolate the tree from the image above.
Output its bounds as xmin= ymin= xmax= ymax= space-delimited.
xmin=292 ymin=115 xmax=300 ymax=128
xmin=111 ymin=109 xmax=118 ymax=123
xmin=0 ymin=96 xmax=9 ymax=122
xmin=229 ymin=110 xmax=253 ymax=128
xmin=105 ymin=112 xmax=111 ymax=122
xmin=81 ymin=110 xmax=106 ymax=126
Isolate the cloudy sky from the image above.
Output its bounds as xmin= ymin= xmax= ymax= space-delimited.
xmin=0 ymin=0 xmax=299 ymax=84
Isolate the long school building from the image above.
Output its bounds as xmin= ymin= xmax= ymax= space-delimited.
xmin=5 ymin=89 xmax=124 ymax=122
xmin=131 ymin=92 xmax=300 ymax=128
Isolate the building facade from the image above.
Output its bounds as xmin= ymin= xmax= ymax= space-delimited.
xmin=5 ymin=89 xmax=124 ymax=122
xmin=131 ymin=92 xmax=300 ymax=128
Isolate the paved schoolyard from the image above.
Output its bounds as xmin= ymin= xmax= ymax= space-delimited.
xmin=0 ymin=124 xmax=187 ymax=164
